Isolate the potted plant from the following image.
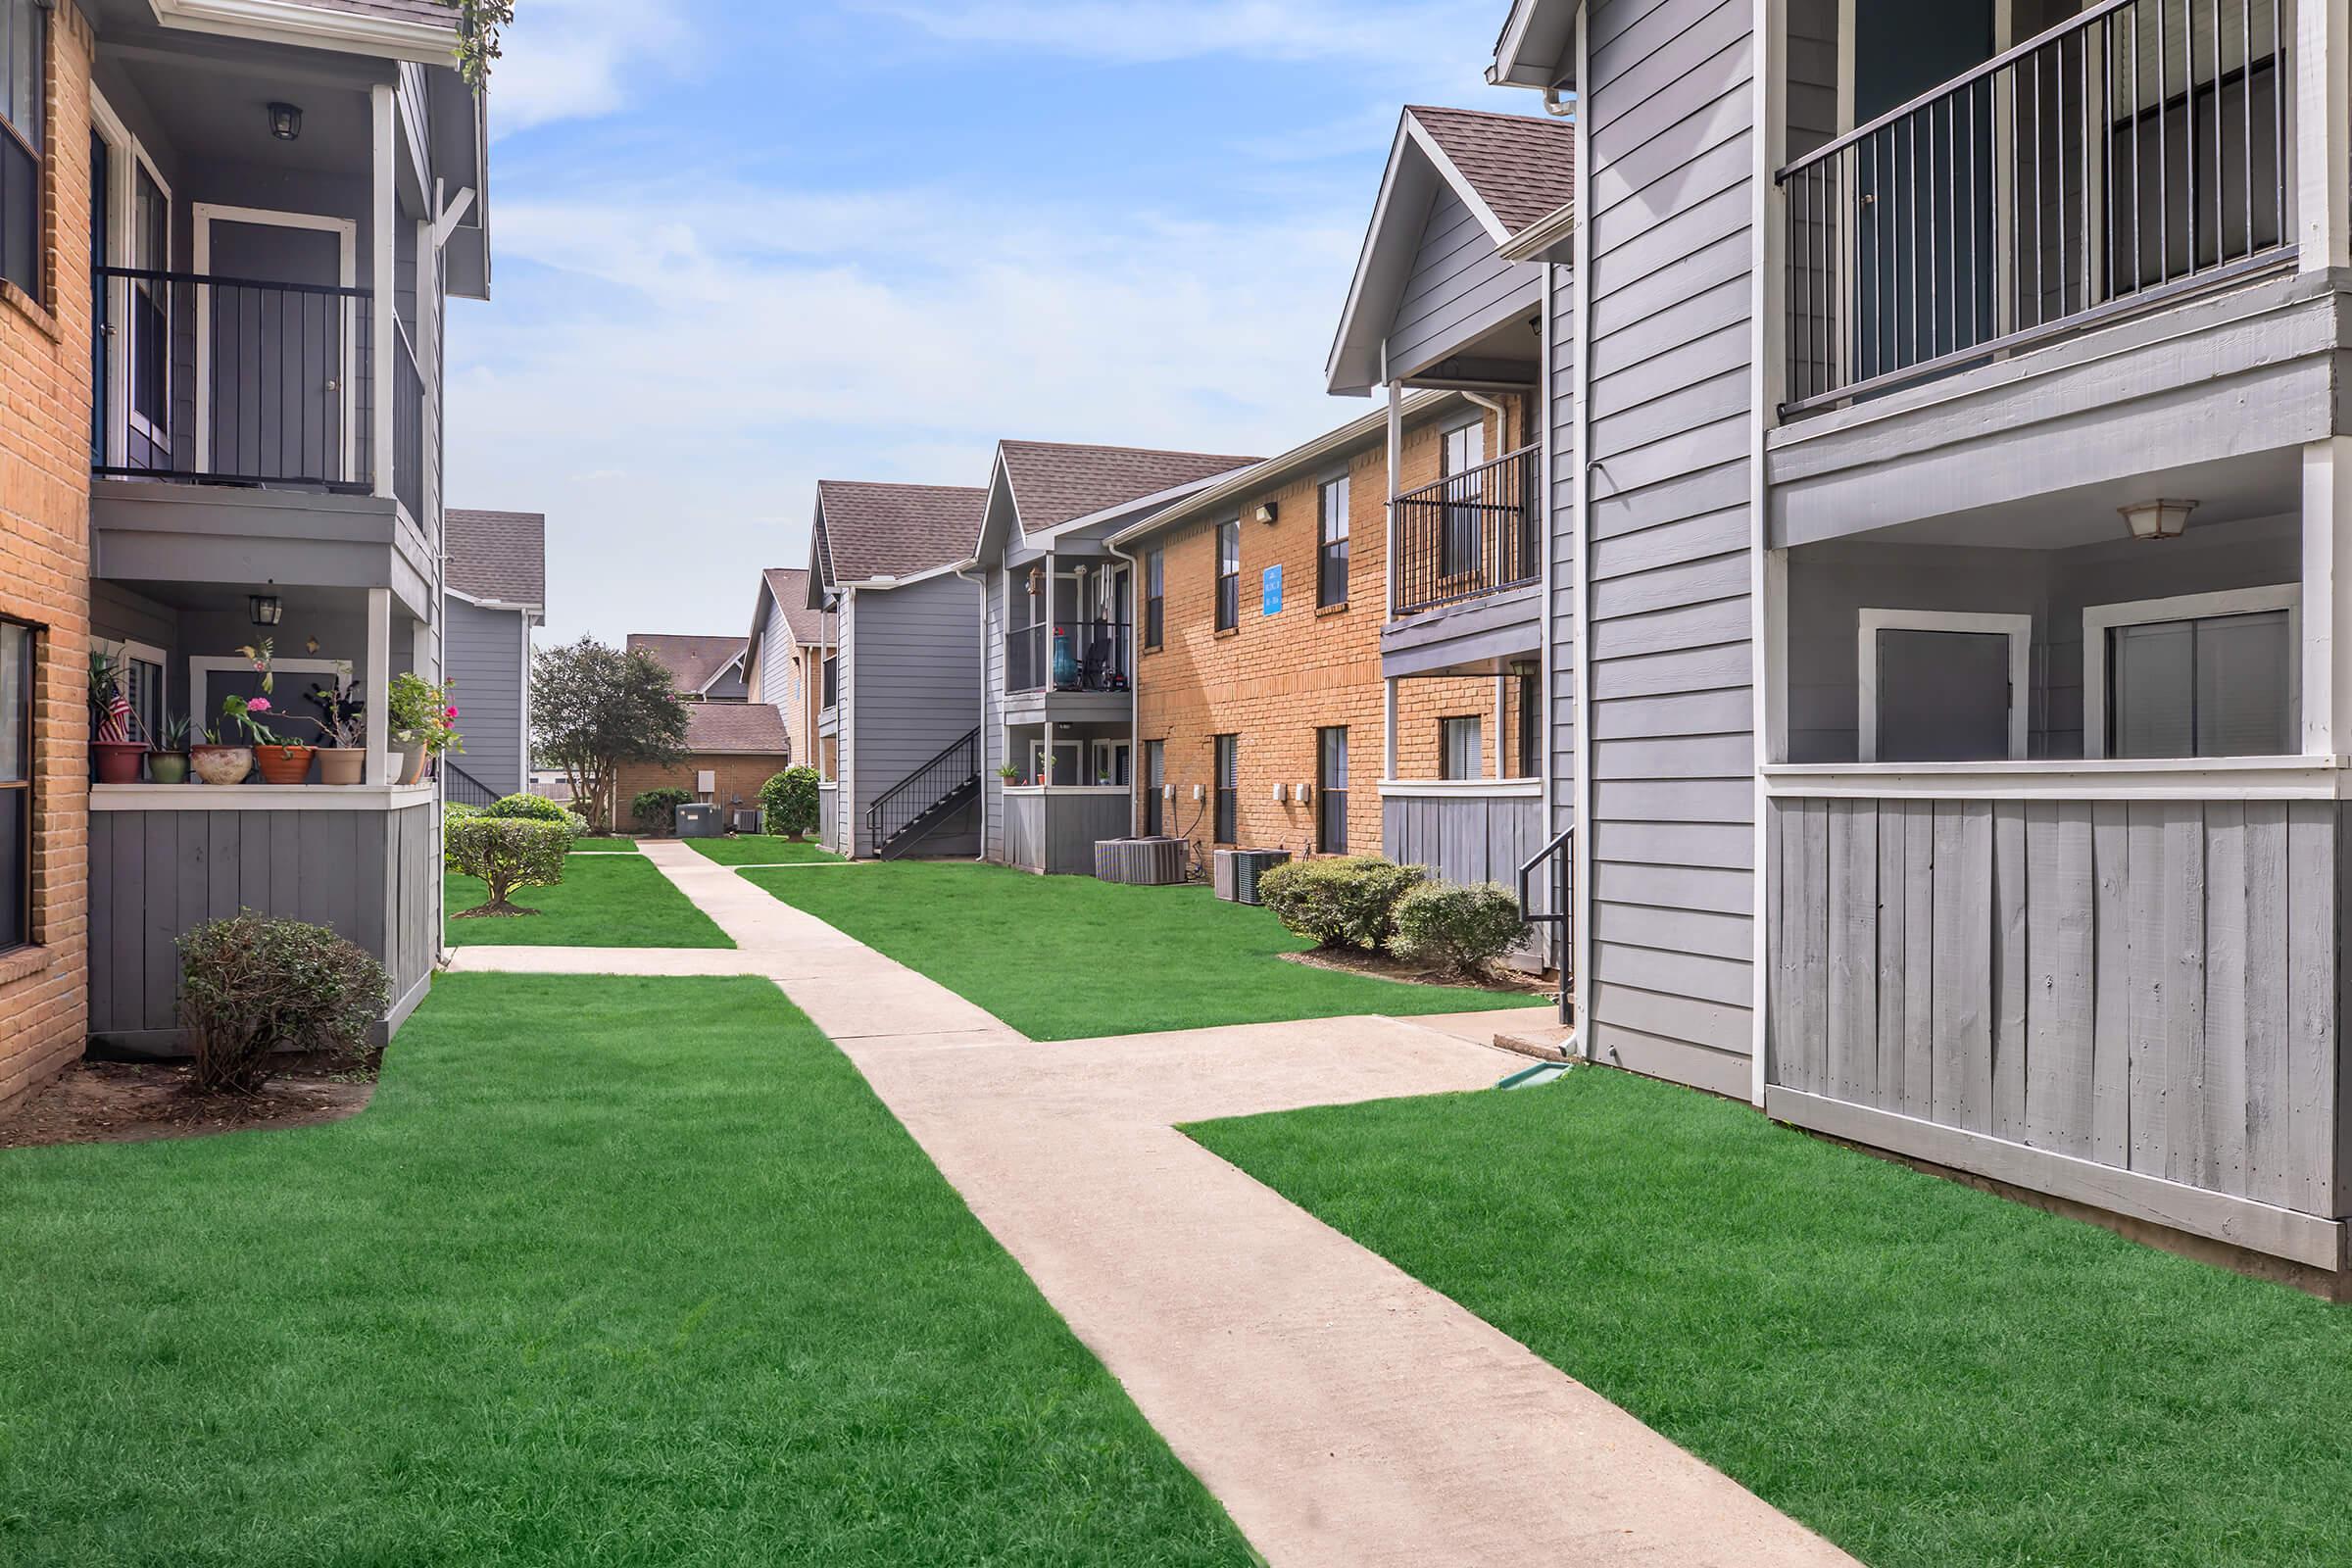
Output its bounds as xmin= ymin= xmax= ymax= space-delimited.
xmin=385 ymin=671 xmax=461 ymax=785
xmin=148 ymin=715 xmax=192 ymax=785
xmin=302 ymin=663 xmax=368 ymax=785
xmin=192 ymin=708 xmax=260 ymax=786
xmin=233 ymin=642 xmax=315 ymax=785
xmin=88 ymin=651 xmax=147 ymax=784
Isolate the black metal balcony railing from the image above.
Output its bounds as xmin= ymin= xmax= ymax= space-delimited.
xmin=1393 ymin=444 xmax=1540 ymax=617
xmin=1779 ymin=0 xmax=2288 ymax=414
xmin=392 ymin=322 xmax=424 ymax=523
xmin=93 ymin=267 xmax=377 ymax=491
xmin=1006 ymin=620 xmax=1133 ymax=694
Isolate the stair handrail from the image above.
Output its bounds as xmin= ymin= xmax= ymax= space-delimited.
xmin=443 ymin=760 xmax=501 ymax=808
xmin=867 ymin=726 xmax=982 ymax=848
xmin=1517 ymin=824 xmax=1574 ymax=1026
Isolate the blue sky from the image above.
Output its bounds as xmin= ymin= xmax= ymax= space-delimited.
xmin=442 ymin=0 xmax=1514 ymax=649
xmin=443 ymin=0 xmax=1515 ymax=646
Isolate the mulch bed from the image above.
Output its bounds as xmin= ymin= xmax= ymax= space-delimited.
xmin=1278 ymin=948 xmax=1557 ymax=998
xmin=0 ymin=1052 xmax=379 ymax=1151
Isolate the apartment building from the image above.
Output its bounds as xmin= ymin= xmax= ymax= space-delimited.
xmin=444 ymin=508 xmax=546 ymax=803
xmin=745 ymin=566 xmax=831 ymax=776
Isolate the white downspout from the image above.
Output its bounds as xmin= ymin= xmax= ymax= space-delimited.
xmin=953 ymin=564 xmax=990 ymax=862
xmin=1104 ymin=534 xmax=1143 ymax=840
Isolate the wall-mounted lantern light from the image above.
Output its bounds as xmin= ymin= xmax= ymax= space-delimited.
xmin=249 ymin=594 xmax=283 ymax=626
xmin=2119 ymin=499 xmax=2196 ymax=542
xmin=1253 ymin=502 xmax=1279 ymax=525
xmin=268 ymin=102 xmax=303 ymax=141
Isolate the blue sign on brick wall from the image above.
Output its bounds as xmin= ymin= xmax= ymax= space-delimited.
xmin=1261 ymin=564 xmax=1283 ymax=616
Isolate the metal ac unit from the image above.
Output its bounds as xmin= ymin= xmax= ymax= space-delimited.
xmin=1213 ymin=848 xmax=1291 ymax=905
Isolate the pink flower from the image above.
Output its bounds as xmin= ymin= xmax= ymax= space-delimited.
xmin=248 ymin=698 xmax=271 ymax=713
xmin=445 ymin=706 xmax=459 ymax=719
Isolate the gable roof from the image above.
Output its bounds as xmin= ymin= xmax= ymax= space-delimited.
xmin=760 ymin=568 xmax=831 ymax=646
xmin=445 ymin=509 xmax=546 ymax=615
xmin=626 ymin=634 xmax=748 ymax=696
xmin=683 ymin=702 xmax=792 ymax=757
xmin=1490 ymin=0 xmax=1579 ymax=92
xmin=813 ymin=481 xmax=990 ymax=586
xmin=994 ymin=441 xmax=1262 ymax=538
xmin=1327 ymin=104 xmax=1573 ymax=395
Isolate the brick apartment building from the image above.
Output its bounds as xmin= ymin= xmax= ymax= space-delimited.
xmin=0 ymin=0 xmax=95 ymax=1107
xmin=612 ymin=702 xmax=793 ymax=833
xmin=1119 ymin=391 xmax=1532 ymax=869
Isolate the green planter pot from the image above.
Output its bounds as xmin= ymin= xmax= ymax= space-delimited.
xmin=147 ymin=752 xmax=190 ymax=785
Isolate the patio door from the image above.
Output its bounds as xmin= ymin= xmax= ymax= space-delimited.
xmin=194 ymin=205 xmax=357 ymax=485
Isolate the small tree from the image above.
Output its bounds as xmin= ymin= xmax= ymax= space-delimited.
xmin=446 ymin=816 xmax=569 ymax=917
xmin=760 ymin=766 xmax=821 ymax=841
xmin=530 ymin=637 xmax=690 ymax=833
xmin=178 ymin=914 xmax=389 ymax=1093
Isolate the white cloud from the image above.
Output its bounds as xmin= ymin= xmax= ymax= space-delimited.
xmin=489 ymin=0 xmax=702 ymax=133
xmin=863 ymin=0 xmax=1496 ymax=67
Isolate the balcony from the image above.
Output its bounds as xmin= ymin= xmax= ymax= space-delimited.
xmin=1777 ymin=0 xmax=2291 ymax=416
xmin=1005 ymin=619 xmax=1133 ymax=696
xmin=1391 ymin=444 xmax=1540 ymax=617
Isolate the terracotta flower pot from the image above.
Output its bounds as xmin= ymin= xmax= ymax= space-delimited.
xmin=92 ymin=741 xmax=148 ymax=784
xmin=147 ymin=752 xmax=190 ymax=785
xmin=318 ymin=747 xmax=366 ymax=785
xmin=253 ymin=744 xmax=317 ymax=785
xmin=191 ymin=746 xmax=254 ymax=786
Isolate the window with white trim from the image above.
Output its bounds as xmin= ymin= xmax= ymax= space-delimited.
xmin=2084 ymin=586 xmax=2298 ymax=760
xmin=0 ymin=0 xmax=46 ymax=299
xmin=1858 ymin=609 xmax=2033 ymax=762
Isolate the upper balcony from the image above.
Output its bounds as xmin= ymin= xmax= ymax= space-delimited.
xmin=1382 ymin=439 xmax=1545 ymax=680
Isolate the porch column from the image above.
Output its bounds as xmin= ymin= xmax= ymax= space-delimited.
xmin=2298 ymin=0 xmax=2352 ymax=272
xmin=2302 ymin=438 xmax=2352 ymax=758
xmin=366 ymin=588 xmax=391 ymax=785
xmin=1383 ymin=676 xmax=1397 ymax=780
xmin=1493 ymin=674 xmax=1507 ymax=780
xmin=1385 ymin=380 xmax=1403 ymax=619
xmin=369 ymin=84 xmax=397 ymax=501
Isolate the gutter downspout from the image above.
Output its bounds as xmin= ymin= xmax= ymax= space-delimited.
xmin=953 ymin=563 xmax=990 ymax=862
xmin=1103 ymin=534 xmax=1144 ymax=841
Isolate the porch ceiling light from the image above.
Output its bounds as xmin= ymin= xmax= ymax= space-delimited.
xmin=2120 ymin=499 xmax=2196 ymax=542
xmin=269 ymin=102 xmax=303 ymax=141
xmin=249 ymin=594 xmax=283 ymax=627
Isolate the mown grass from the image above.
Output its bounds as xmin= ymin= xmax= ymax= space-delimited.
xmin=567 ymin=836 xmax=638 ymax=853
xmin=742 ymin=859 xmax=1545 ymax=1040
xmin=1190 ymin=1066 xmax=2352 ymax=1568
xmin=445 ymin=854 xmax=731 ymax=948
xmin=689 ymin=835 xmax=844 ymax=866
xmin=0 ymin=976 xmax=1251 ymax=1566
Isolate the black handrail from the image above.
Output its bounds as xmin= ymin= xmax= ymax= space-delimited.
xmin=1517 ymin=824 xmax=1574 ymax=1026
xmin=868 ymin=726 xmax=981 ymax=850
xmin=444 ymin=761 xmax=501 ymax=808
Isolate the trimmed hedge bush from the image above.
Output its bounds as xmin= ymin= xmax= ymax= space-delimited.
xmin=177 ymin=913 xmax=389 ymax=1093
xmin=445 ymin=816 xmax=570 ymax=916
xmin=760 ymin=766 xmax=822 ymax=840
xmin=1256 ymin=856 xmax=1428 ymax=951
xmin=483 ymin=793 xmax=569 ymax=824
xmin=444 ymin=802 xmax=483 ymax=824
xmin=1389 ymin=881 xmax=1526 ymax=977
xmin=632 ymin=786 xmax=695 ymax=835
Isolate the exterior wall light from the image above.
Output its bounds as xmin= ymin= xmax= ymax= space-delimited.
xmin=249 ymin=594 xmax=283 ymax=626
xmin=2119 ymin=499 xmax=2196 ymax=541
xmin=269 ymin=103 xmax=303 ymax=141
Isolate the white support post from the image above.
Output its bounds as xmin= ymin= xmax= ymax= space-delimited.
xmin=2301 ymin=438 xmax=2352 ymax=759
xmin=2298 ymin=0 xmax=2351 ymax=272
xmin=366 ymin=588 xmax=391 ymax=785
xmin=1493 ymin=673 xmax=1507 ymax=780
xmin=1383 ymin=676 xmax=1398 ymax=781
xmin=369 ymin=84 xmax=397 ymax=501
xmin=1385 ymin=379 xmax=1403 ymax=620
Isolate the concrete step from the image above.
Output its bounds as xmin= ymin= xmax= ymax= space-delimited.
xmin=1492 ymin=1021 xmax=1576 ymax=1062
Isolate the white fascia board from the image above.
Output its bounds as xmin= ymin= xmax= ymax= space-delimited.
xmin=1327 ymin=114 xmax=1423 ymax=393
xmin=1032 ymin=470 xmax=1257 ymax=548
xmin=1490 ymin=0 xmax=1579 ymax=89
xmin=148 ymin=0 xmax=460 ymax=66
xmin=1404 ymin=116 xmax=1515 ymax=246
xmin=444 ymin=584 xmax=542 ymax=617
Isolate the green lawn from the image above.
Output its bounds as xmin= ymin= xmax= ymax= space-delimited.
xmin=741 ymin=859 xmax=1546 ymax=1040
xmin=689 ymin=835 xmax=844 ymax=866
xmin=568 ymin=836 xmax=637 ymax=853
xmin=446 ymin=854 xmax=732 ymax=949
xmin=0 ymin=976 xmax=1250 ymax=1566
xmin=1190 ymin=1068 xmax=2352 ymax=1568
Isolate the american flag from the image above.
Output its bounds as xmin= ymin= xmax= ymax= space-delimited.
xmin=97 ymin=686 xmax=131 ymax=745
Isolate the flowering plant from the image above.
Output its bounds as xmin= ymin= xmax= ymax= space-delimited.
xmin=301 ymin=662 xmax=368 ymax=748
xmin=386 ymin=672 xmax=464 ymax=758
xmin=217 ymin=693 xmax=283 ymax=746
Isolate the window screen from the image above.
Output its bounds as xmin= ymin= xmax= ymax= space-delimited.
xmin=0 ymin=0 xmax=44 ymax=299
xmin=1441 ymin=715 xmax=1483 ymax=780
xmin=2109 ymin=609 xmax=2291 ymax=759
xmin=0 ymin=620 xmax=30 ymax=952
xmin=1317 ymin=726 xmax=1348 ymax=854
xmin=1875 ymin=628 xmax=2013 ymax=761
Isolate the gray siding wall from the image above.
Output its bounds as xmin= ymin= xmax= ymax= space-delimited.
xmin=445 ymin=596 xmax=527 ymax=796
xmin=1767 ymin=794 xmax=2344 ymax=1224
xmin=846 ymin=571 xmax=983 ymax=858
xmin=1577 ymin=0 xmax=1759 ymax=1100
xmin=1389 ymin=185 xmax=1543 ymax=378
xmin=1547 ymin=262 xmax=1577 ymax=838
xmin=982 ymin=564 xmax=1009 ymax=861
xmin=755 ymin=593 xmax=794 ymax=709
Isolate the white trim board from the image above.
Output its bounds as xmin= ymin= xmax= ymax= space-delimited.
xmin=91 ymin=783 xmax=436 ymax=811
xmin=1764 ymin=756 xmax=2345 ymax=802
xmin=1856 ymin=608 xmax=2034 ymax=762
xmin=2081 ymin=583 xmax=2302 ymax=759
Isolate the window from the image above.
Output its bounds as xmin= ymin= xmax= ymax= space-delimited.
xmin=1213 ymin=734 xmax=1238 ymax=845
xmin=1441 ymin=421 xmax=1486 ymax=578
xmin=1091 ymin=738 xmax=1130 ymax=787
xmin=1317 ymin=726 xmax=1348 ymax=854
xmin=1516 ymin=672 xmax=1540 ymax=777
xmin=1858 ymin=610 xmax=2032 ymax=762
xmin=1144 ymin=550 xmax=1165 ymax=649
xmin=1317 ymin=475 xmax=1350 ymax=609
xmin=1025 ymin=737 xmax=1083 ymax=786
xmin=1143 ymin=739 xmax=1165 ymax=837
xmin=1 ymin=619 xmax=31 ymax=953
xmin=1441 ymin=715 xmax=1483 ymax=781
xmin=1 ymin=0 xmax=46 ymax=299
xmin=2085 ymin=588 xmax=2298 ymax=760
xmin=1215 ymin=522 xmax=1241 ymax=632
xmin=96 ymin=639 xmax=165 ymax=747
xmin=128 ymin=163 xmax=170 ymax=452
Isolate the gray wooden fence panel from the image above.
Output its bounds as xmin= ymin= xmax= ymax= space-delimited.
xmin=2244 ymin=801 xmax=2292 ymax=1205
xmin=1991 ymin=802 xmax=2029 ymax=1139
xmin=1004 ymin=795 xmax=1045 ymax=873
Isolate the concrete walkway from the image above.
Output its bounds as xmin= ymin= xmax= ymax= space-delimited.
xmin=450 ymin=843 xmax=1857 ymax=1568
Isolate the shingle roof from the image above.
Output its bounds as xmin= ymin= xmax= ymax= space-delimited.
xmin=626 ymin=634 xmax=747 ymax=694
xmin=300 ymin=0 xmax=462 ymax=30
xmin=998 ymin=441 xmax=1261 ymax=534
xmin=761 ymin=568 xmax=830 ymax=645
xmin=814 ymin=481 xmax=989 ymax=583
xmin=684 ymin=703 xmax=792 ymax=756
xmin=446 ymin=510 xmax=546 ymax=610
xmin=1407 ymin=105 xmax=1577 ymax=238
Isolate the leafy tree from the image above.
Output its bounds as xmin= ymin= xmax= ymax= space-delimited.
xmin=441 ymin=1 xmax=514 ymax=89
xmin=445 ymin=817 xmax=569 ymax=918
xmin=530 ymin=637 xmax=689 ymax=833
xmin=760 ymin=766 xmax=822 ymax=841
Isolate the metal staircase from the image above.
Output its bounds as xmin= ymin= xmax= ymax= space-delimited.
xmin=1517 ymin=824 xmax=1575 ymax=1027
xmin=444 ymin=761 xmax=501 ymax=808
xmin=868 ymin=727 xmax=981 ymax=860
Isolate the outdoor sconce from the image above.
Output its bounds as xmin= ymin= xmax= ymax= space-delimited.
xmin=1253 ymin=502 xmax=1279 ymax=525
xmin=249 ymin=594 xmax=283 ymax=626
xmin=268 ymin=102 xmax=303 ymax=141
xmin=2120 ymin=499 xmax=2195 ymax=542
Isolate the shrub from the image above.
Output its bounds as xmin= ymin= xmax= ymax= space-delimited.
xmin=177 ymin=913 xmax=389 ymax=1093
xmin=561 ymin=808 xmax=590 ymax=839
xmin=444 ymin=802 xmax=483 ymax=824
xmin=760 ymin=766 xmax=822 ymax=840
xmin=632 ymin=786 xmax=695 ymax=835
xmin=1389 ymin=881 xmax=1526 ymax=978
xmin=1256 ymin=856 xmax=1427 ymax=951
xmin=445 ymin=816 xmax=569 ymax=916
xmin=482 ymin=793 xmax=568 ymax=824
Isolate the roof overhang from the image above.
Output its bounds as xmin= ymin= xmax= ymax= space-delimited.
xmin=443 ymin=583 xmax=543 ymax=622
xmin=692 ymin=652 xmax=748 ymax=697
xmin=147 ymin=0 xmax=462 ymax=67
xmin=1327 ymin=110 xmax=1522 ymax=397
xmin=1498 ymin=196 xmax=1578 ymax=264
xmin=1489 ymin=0 xmax=1579 ymax=91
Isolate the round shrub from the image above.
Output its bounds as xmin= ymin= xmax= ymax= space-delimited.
xmin=1256 ymin=856 xmax=1428 ymax=951
xmin=632 ymin=786 xmax=694 ymax=835
xmin=561 ymin=808 xmax=590 ymax=839
xmin=444 ymin=802 xmax=483 ymax=824
xmin=482 ymin=792 xmax=569 ymax=824
xmin=177 ymin=913 xmax=390 ymax=1093
xmin=760 ymin=766 xmax=822 ymax=840
xmin=446 ymin=816 xmax=570 ymax=917
xmin=1389 ymin=881 xmax=1526 ymax=978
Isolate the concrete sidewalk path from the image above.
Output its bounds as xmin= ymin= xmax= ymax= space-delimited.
xmin=455 ymin=842 xmax=1857 ymax=1568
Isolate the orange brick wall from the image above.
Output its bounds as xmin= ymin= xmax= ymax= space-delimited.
xmin=0 ymin=7 xmax=94 ymax=1108
xmin=1133 ymin=397 xmax=1535 ymax=870
xmin=613 ymin=752 xmax=792 ymax=831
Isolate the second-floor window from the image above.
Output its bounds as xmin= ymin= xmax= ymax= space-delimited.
xmin=1441 ymin=420 xmax=1486 ymax=578
xmin=1144 ymin=549 xmax=1165 ymax=649
xmin=1 ymin=0 xmax=47 ymax=300
xmin=1213 ymin=733 xmax=1238 ymax=845
xmin=1441 ymin=714 xmax=1482 ymax=781
xmin=1215 ymin=521 xmax=1240 ymax=632
xmin=1317 ymin=475 xmax=1349 ymax=609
